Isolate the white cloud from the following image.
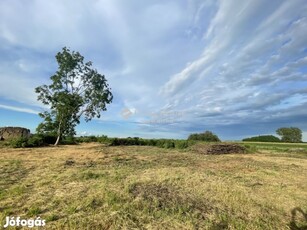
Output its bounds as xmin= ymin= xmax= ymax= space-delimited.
xmin=0 ymin=0 xmax=306 ymax=139
xmin=0 ymin=104 xmax=39 ymax=114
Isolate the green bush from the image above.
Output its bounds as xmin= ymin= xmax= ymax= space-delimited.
xmin=147 ymin=139 xmax=158 ymax=146
xmin=188 ymin=131 xmax=220 ymax=142
xmin=242 ymin=135 xmax=280 ymax=142
xmin=76 ymin=136 xmax=98 ymax=143
xmin=108 ymin=138 xmax=191 ymax=150
xmin=9 ymin=137 xmax=29 ymax=148
xmin=155 ymin=139 xmax=166 ymax=148
xmin=110 ymin=137 xmax=144 ymax=146
xmin=27 ymin=135 xmax=45 ymax=147
xmin=9 ymin=135 xmax=46 ymax=148
xmin=97 ymin=135 xmax=109 ymax=143
xmin=62 ymin=136 xmax=77 ymax=145
xmin=40 ymin=134 xmax=58 ymax=144
xmin=175 ymin=140 xmax=189 ymax=149
xmin=163 ymin=140 xmax=175 ymax=149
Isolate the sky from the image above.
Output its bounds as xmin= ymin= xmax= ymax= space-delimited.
xmin=0 ymin=0 xmax=307 ymax=141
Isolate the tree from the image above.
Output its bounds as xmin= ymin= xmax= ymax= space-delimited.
xmin=188 ymin=130 xmax=220 ymax=142
xmin=35 ymin=47 xmax=113 ymax=145
xmin=276 ymin=127 xmax=302 ymax=143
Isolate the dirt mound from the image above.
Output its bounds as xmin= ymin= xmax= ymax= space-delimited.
xmin=191 ymin=143 xmax=246 ymax=155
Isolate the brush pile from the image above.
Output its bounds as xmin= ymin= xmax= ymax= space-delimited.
xmin=191 ymin=143 xmax=246 ymax=155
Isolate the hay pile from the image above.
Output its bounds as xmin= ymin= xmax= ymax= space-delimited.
xmin=191 ymin=143 xmax=246 ymax=155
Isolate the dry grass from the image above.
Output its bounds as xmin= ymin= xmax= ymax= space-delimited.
xmin=0 ymin=143 xmax=306 ymax=229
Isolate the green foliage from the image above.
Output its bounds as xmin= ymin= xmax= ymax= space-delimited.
xmin=242 ymin=135 xmax=280 ymax=142
xmin=175 ymin=140 xmax=189 ymax=149
xmin=9 ymin=135 xmax=45 ymax=148
xmin=75 ymin=135 xmax=109 ymax=144
xmin=7 ymin=134 xmax=193 ymax=149
xmin=62 ymin=136 xmax=77 ymax=145
xmin=155 ymin=139 xmax=166 ymax=148
xmin=97 ymin=135 xmax=110 ymax=144
xmin=26 ymin=135 xmax=45 ymax=147
xmin=40 ymin=134 xmax=58 ymax=145
xmin=9 ymin=134 xmax=60 ymax=148
xmin=76 ymin=135 xmax=98 ymax=143
xmin=35 ymin=47 xmax=113 ymax=145
xmin=109 ymin=137 xmax=191 ymax=149
xmin=110 ymin=137 xmax=143 ymax=146
xmin=276 ymin=127 xmax=302 ymax=143
xmin=188 ymin=130 xmax=220 ymax=142
xmin=9 ymin=137 xmax=29 ymax=148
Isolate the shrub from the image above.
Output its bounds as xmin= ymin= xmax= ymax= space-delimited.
xmin=156 ymin=139 xmax=167 ymax=148
xmin=163 ymin=140 xmax=175 ymax=149
xmin=147 ymin=139 xmax=158 ymax=146
xmin=109 ymin=137 xmax=190 ymax=149
xmin=76 ymin=135 xmax=98 ymax=143
xmin=175 ymin=140 xmax=189 ymax=149
xmin=62 ymin=136 xmax=77 ymax=145
xmin=40 ymin=134 xmax=57 ymax=144
xmin=188 ymin=131 xmax=220 ymax=142
xmin=9 ymin=135 xmax=46 ymax=148
xmin=97 ymin=135 xmax=109 ymax=143
xmin=242 ymin=135 xmax=280 ymax=142
xmin=9 ymin=137 xmax=29 ymax=148
xmin=27 ymin=135 xmax=45 ymax=147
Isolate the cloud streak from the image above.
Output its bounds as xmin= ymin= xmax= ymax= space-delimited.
xmin=0 ymin=104 xmax=39 ymax=115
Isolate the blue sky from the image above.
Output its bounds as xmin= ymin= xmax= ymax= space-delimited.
xmin=0 ymin=0 xmax=307 ymax=141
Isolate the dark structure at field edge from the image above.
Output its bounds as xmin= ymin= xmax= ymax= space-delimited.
xmin=0 ymin=127 xmax=31 ymax=141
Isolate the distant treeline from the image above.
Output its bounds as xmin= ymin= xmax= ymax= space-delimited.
xmin=109 ymin=137 xmax=192 ymax=149
xmin=242 ymin=127 xmax=303 ymax=143
xmin=7 ymin=134 xmax=194 ymax=149
xmin=5 ymin=127 xmax=303 ymax=148
xmin=6 ymin=130 xmax=222 ymax=148
xmin=242 ymin=135 xmax=280 ymax=142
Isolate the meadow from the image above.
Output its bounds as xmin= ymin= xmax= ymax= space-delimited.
xmin=0 ymin=142 xmax=306 ymax=229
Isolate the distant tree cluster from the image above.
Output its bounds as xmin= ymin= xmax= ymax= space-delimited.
xmin=188 ymin=131 xmax=220 ymax=142
xmin=276 ymin=127 xmax=302 ymax=143
xmin=242 ymin=135 xmax=280 ymax=142
xmin=242 ymin=127 xmax=303 ymax=143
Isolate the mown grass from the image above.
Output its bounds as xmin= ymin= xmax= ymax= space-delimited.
xmin=241 ymin=141 xmax=307 ymax=151
xmin=0 ymin=143 xmax=306 ymax=229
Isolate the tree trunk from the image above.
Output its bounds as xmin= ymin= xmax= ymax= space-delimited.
xmin=54 ymin=120 xmax=62 ymax=146
xmin=54 ymin=135 xmax=61 ymax=146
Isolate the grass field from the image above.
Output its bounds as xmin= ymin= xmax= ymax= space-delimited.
xmin=0 ymin=142 xmax=306 ymax=229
